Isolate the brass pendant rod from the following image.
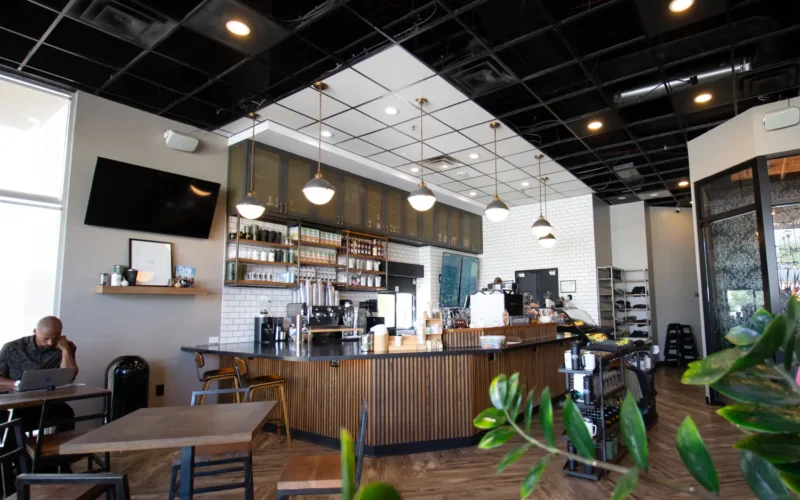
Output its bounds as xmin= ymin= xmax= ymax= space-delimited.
xmin=418 ymin=99 xmax=424 ymax=184
xmin=493 ymin=125 xmax=498 ymax=198
xmin=248 ymin=112 xmax=257 ymax=195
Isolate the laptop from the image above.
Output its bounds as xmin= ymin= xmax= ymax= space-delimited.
xmin=14 ymin=368 xmax=77 ymax=392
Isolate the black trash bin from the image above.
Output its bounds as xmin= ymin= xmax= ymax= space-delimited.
xmin=105 ymin=356 xmax=149 ymax=421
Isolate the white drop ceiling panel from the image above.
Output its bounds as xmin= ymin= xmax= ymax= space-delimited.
xmin=496 ymin=169 xmax=531 ymax=183
xmin=505 ymin=150 xmax=543 ymax=168
xmin=324 ymin=109 xmax=385 ymax=136
xmin=361 ymin=127 xmax=416 ymax=150
xmin=449 ymin=146 xmax=494 ymax=165
xmin=297 ymin=124 xmax=353 ymax=145
xmin=324 ymin=69 xmax=388 ymax=107
xmin=422 ymin=172 xmax=454 ymax=185
xmin=551 ymin=180 xmax=587 ymax=192
xmin=336 ymin=138 xmax=383 ymax=157
xmin=391 ymin=142 xmax=442 ymax=161
xmin=471 ymin=158 xmax=515 ymax=175
xmin=441 ymin=181 xmax=470 ymax=192
xmin=544 ymin=169 xmax=579 ymax=185
xmin=353 ymin=45 xmax=435 ymax=91
xmin=393 ymin=115 xmax=453 ymax=140
xmin=502 ymin=191 xmax=532 ymax=201
xmin=561 ymin=187 xmax=595 ymax=196
xmin=395 ymin=164 xmax=435 ymax=176
xmin=458 ymin=188 xmax=484 ymax=198
xmin=395 ymin=76 xmax=467 ymax=112
xmin=459 ymin=120 xmax=518 ymax=145
xmin=462 ymin=176 xmax=497 ymax=188
xmin=494 ymin=136 xmax=535 ymax=156
xmin=432 ymin=100 xmax=494 ymax=129
xmin=370 ymin=151 xmax=408 ymax=167
xmin=511 ymin=177 xmax=540 ymax=190
xmin=442 ymin=165 xmax=483 ymax=181
xmin=260 ymin=104 xmax=315 ymax=130
xmin=425 ymin=132 xmax=478 ymax=154
xmin=520 ymin=161 xmax=568 ymax=177
xmin=279 ymin=87 xmax=349 ymax=119
xmin=222 ymin=116 xmax=260 ymax=134
xmin=474 ymin=195 xmax=494 ymax=204
xmin=495 ymin=184 xmax=517 ymax=194
xmin=546 ymin=192 xmax=568 ymax=200
xmin=357 ymin=94 xmax=419 ymax=126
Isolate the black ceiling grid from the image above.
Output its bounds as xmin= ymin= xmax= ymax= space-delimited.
xmin=0 ymin=0 xmax=798 ymax=205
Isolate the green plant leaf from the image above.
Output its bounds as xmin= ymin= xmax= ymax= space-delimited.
xmin=740 ymin=450 xmax=790 ymax=500
xmin=621 ymin=392 xmax=649 ymax=472
xmin=474 ymin=408 xmax=508 ymax=430
xmin=353 ymin=483 xmax=403 ymax=500
xmin=524 ymin=390 xmax=535 ymax=434
xmin=610 ymin=468 xmax=639 ymax=500
xmin=747 ymin=364 xmax=784 ymax=380
xmin=682 ymin=348 xmax=747 ymax=385
xmin=490 ymin=374 xmax=509 ymax=410
xmin=773 ymin=461 xmax=800 ymax=478
xmin=478 ymin=426 xmax=515 ymax=450
xmin=718 ymin=404 xmax=800 ymax=434
xmin=520 ymin=455 xmax=550 ymax=499
xmin=341 ymin=429 xmax=356 ymax=500
xmin=510 ymin=392 xmax=523 ymax=419
xmin=505 ymin=373 xmax=520 ymax=410
xmin=540 ymin=387 xmax=555 ymax=448
xmin=780 ymin=472 xmax=800 ymax=496
xmin=734 ymin=434 xmax=800 ymax=463
xmin=676 ymin=416 xmax=719 ymax=492
xmin=751 ymin=308 xmax=774 ymax=333
xmin=711 ymin=373 xmax=800 ymax=405
xmin=748 ymin=315 xmax=790 ymax=363
xmin=726 ymin=325 xmax=763 ymax=346
xmin=496 ymin=445 xmax=530 ymax=474
xmin=785 ymin=332 xmax=797 ymax=372
xmin=788 ymin=295 xmax=800 ymax=323
xmin=563 ymin=397 xmax=594 ymax=459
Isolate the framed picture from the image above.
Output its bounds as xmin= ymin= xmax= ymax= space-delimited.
xmin=129 ymin=239 xmax=173 ymax=286
xmin=560 ymin=280 xmax=576 ymax=293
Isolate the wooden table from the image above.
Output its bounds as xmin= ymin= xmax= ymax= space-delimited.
xmin=0 ymin=384 xmax=110 ymax=411
xmin=61 ymin=402 xmax=275 ymax=499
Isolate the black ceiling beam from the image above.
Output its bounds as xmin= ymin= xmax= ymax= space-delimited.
xmin=17 ymin=0 xmax=79 ymax=70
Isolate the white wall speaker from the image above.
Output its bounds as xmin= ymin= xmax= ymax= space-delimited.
xmin=763 ymin=106 xmax=800 ymax=131
xmin=164 ymin=130 xmax=199 ymax=152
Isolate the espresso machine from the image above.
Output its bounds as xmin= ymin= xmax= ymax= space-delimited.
xmin=356 ymin=300 xmax=384 ymax=336
xmin=254 ymin=312 xmax=287 ymax=343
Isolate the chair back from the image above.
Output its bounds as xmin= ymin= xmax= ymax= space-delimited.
xmin=194 ymin=353 xmax=205 ymax=382
xmin=0 ymin=418 xmax=28 ymax=497
xmin=354 ymin=399 xmax=368 ymax=488
xmin=233 ymin=357 xmax=249 ymax=386
xmin=16 ymin=473 xmax=130 ymax=500
xmin=191 ymin=387 xmax=251 ymax=406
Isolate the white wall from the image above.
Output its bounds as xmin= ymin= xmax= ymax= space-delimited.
xmin=648 ymin=207 xmax=702 ymax=356
xmin=59 ymin=92 xmax=228 ymax=406
xmin=593 ymin=196 xmax=612 ymax=267
xmin=610 ymin=202 xmax=649 ymax=270
xmin=480 ymin=195 xmax=599 ymax=321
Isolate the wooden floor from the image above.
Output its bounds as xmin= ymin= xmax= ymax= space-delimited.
xmin=107 ymin=367 xmax=752 ymax=499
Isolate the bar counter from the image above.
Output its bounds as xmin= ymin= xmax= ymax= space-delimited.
xmin=182 ymin=332 xmax=576 ymax=456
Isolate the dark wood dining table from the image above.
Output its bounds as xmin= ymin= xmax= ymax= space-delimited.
xmin=60 ymin=401 xmax=275 ymax=499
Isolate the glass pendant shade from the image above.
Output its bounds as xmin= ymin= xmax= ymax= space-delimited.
xmin=236 ymin=192 xmax=266 ymax=219
xmin=484 ymin=198 xmax=509 ymax=222
xmin=532 ymin=216 xmax=553 ymax=237
xmin=303 ymin=174 xmax=335 ymax=205
xmin=539 ymin=233 xmax=556 ymax=248
xmin=408 ymin=183 xmax=436 ymax=212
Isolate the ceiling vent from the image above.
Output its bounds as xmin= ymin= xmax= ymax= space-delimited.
xmin=421 ymin=154 xmax=467 ymax=172
xmin=450 ymin=60 xmax=514 ymax=96
xmin=70 ymin=0 xmax=175 ymax=49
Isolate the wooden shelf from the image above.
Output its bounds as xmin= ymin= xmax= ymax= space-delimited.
xmin=224 ymin=280 xmax=296 ymax=288
xmin=94 ymin=286 xmax=208 ymax=295
xmin=299 ymin=261 xmax=338 ymax=268
xmin=295 ymin=240 xmax=344 ymax=250
xmin=345 ymin=253 xmax=386 ymax=261
xmin=226 ymin=239 xmax=295 ymax=249
xmin=340 ymin=268 xmax=385 ymax=274
xmin=226 ymin=259 xmax=295 ymax=267
xmin=344 ymin=286 xmax=387 ymax=291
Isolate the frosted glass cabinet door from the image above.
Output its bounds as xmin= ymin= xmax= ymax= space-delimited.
xmin=364 ymin=183 xmax=384 ymax=232
xmin=285 ymin=158 xmax=313 ymax=217
xmin=314 ymin=167 xmax=342 ymax=224
xmin=227 ymin=143 xmax=246 ymax=215
xmin=386 ymin=189 xmax=403 ymax=236
xmin=461 ymin=212 xmax=472 ymax=251
xmin=342 ymin=176 xmax=364 ymax=228
xmin=251 ymin=147 xmax=282 ymax=213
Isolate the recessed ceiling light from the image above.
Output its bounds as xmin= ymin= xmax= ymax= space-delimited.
xmin=469 ymin=191 xmax=477 ymax=196
xmin=410 ymin=167 xmax=419 ymax=173
xmin=440 ymin=163 xmax=450 ymax=169
xmin=587 ymin=120 xmax=603 ymax=131
xmin=617 ymin=196 xmax=626 ymax=200
xmin=649 ymin=193 xmax=659 ymax=198
xmin=385 ymin=106 xmax=398 ymax=115
xmin=678 ymin=180 xmax=690 ymax=187
xmin=320 ymin=130 xmax=333 ymax=138
xmin=226 ymin=20 xmax=250 ymax=36
xmin=694 ymin=92 xmax=713 ymax=104
xmin=669 ymin=0 xmax=694 ymax=13
xmin=469 ymin=153 xmax=480 ymax=160
xmin=457 ymin=171 xmax=467 ymax=177
xmin=521 ymin=181 xmax=530 ymax=187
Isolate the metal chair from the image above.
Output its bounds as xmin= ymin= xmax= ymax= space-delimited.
xmin=275 ymin=400 xmax=368 ymax=500
xmin=168 ymin=388 xmax=254 ymax=500
xmin=194 ymin=353 xmax=241 ymax=405
xmin=233 ymin=357 xmax=291 ymax=449
xmin=14 ymin=473 xmax=130 ymax=500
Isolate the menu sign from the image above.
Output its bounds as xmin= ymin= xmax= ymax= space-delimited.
xmin=439 ymin=252 xmax=463 ymax=307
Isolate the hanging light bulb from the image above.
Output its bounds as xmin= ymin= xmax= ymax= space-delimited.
xmin=538 ymin=175 xmax=556 ymax=248
xmin=531 ymin=153 xmax=553 ymax=237
xmin=484 ymin=122 xmax=509 ymax=222
xmin=408 ymin=97 xmax=436 ymax=211
xmin=303 ymin=82 xmax=336 ymax=205
xmin=236 ymin=112 xmax=266 ymax=219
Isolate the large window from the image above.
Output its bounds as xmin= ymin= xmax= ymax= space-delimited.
xmin=0 ymin=75 xmax=71 ymax=345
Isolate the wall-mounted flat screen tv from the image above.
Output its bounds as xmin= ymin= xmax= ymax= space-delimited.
xmin=84 ymin=157 xmax=221 ymax=239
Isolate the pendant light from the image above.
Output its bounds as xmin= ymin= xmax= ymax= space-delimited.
xmin=303 ymin=82 xmax=336 ymax=205
xmin=235 ymin=112 xmax=266 ymax=219
xmin=531 ymin=153 xmax=553 ymax=237
xmin=484 ymin=122 xmax=509 ymax=222
xmin=538 ymin=176 xmax=557 ymax=248
xmin=407 ymin=97 xmax=436 ymax=212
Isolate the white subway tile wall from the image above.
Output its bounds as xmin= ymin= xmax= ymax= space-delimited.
xmin=479 ymin=195 xmax=600 ymax=322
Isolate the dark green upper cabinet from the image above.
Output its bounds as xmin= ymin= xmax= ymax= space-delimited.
xmin=314 ymin=166 xmax=343 ymax=224
xmin=472 ymin=213 xmax=483 ymax=253
xmin=449 ymin=209 xmax=460 ymax=248
xmin=386 ymin=189 xmax=404 ymax=236
xmin=285 ymin=158 xmax=313 ymax=218
xmin=461 ymin=212 xmax=472 ymax=251
xmin=252 ymin=146 xmax=282 ymax=214
xmin=404 ymin=198 xmax=420 ymax=240
xmin=364 ymin=182 xmax=384 ymax=233
xmin=227 ymin=143 xmax=247 ymax=216
xmin=342 ymin=175 xmax=364 ymax=228
xmin=421 ymin=208 xmax=435 ymax=243
xmin=435 ymin=205 xmax=448 ymax=246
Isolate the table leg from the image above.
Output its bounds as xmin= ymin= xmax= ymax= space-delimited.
xmin=178 ymin=446 xmax=194 ymax=500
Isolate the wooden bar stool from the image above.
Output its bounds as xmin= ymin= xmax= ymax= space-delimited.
xmin=194 ymin=353 xmax=240 ymax=405
xmin=233 ymin=357 xmax=291 ymax=450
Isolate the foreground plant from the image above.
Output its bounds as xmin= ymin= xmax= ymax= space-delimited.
xmin=340 ymin=429 xmax=402 ymax=500
xmin=475 ymin=296 xmax=800 ymax=499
